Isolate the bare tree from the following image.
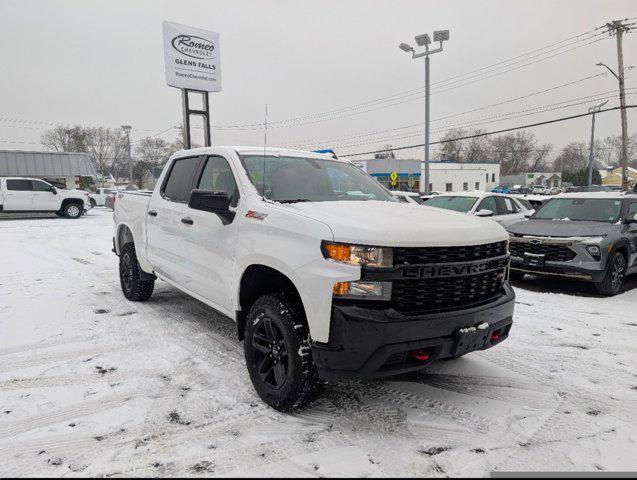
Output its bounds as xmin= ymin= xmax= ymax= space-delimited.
xmin=490 ymin=131 xmax=547 ymax=175
xmin=41 ymin=126 xmax=92 ymax=152
xmin=437 ymin=128 xmax=466 ymax=161
xmin=88 ymin=127 xmax=127 ymax=182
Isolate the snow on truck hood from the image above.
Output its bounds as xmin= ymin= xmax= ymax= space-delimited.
xmin=287 ymin=200 xmax=508 ymax=247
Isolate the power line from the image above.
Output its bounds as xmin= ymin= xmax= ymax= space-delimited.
xmin=301 ymin=90 xmax=634 ymax=150
xmin=284 ymin=73 xmax=611 ymax=148
xmin=344 ymin=105 xmax=637 ymax=157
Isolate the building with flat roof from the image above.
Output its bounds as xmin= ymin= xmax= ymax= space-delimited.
xmin=0 ymin=150 xmax=97 ymax=189
xmin=353 ymin=158 xmax=500 ymax=192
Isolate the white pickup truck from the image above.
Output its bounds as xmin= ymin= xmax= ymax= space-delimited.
xmin=113 ymin=146 xmax=515 ymax=410
xmin=0 ymin=177 xmax=91 ymax=218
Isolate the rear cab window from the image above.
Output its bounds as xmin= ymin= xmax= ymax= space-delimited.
xmin=6 ymin=179 xmax=34 ymax=191
xmin=161 ymin=157 xmax=202 ymax=203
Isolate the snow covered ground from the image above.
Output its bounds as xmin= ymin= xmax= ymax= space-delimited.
xmin=1 ymin=209 xmax=636 ymax=477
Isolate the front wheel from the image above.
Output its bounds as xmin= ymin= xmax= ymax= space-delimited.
xmin=244 ymin=293 xmax=322 ymax=411
xmin=119 ymin=243 xmax=154 ymax=301
xmin=594 ymin=252 xmax=626 ymax=296
xmin=63 ymin=202 xmax=82 ymax=219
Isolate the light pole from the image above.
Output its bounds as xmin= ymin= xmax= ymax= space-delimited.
xmin=587 ymin=100 xmax=608 ymax=192
xmin=122 ymin=125 xmax=132 ymax=186
xmin=597 ymin=58 xmax=629 ymax=190
xmin=399 ymin=30 xmax=449 ymax=195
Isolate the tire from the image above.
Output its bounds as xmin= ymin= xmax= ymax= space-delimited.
xmin=119 ymin=243 xmax=154 ymax=301
xmin=63 ymin=202 xmax=82 ymax=219
xmin=90 ymin=198 xmax=97 ymax=208
xmin=244 ymin=293 xmax=322 ymax=411
xmin=594 ymin=252 xmax=627 ymax=296
xmin=509 ymin=270 xmax=525 ymax=282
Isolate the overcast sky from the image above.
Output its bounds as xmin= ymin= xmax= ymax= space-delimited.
xmin=0 ymin=0 xmax=635 ymax=160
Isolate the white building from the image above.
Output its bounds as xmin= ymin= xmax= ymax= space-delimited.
xmin=356 ymin=158 xmax=500 ymax=192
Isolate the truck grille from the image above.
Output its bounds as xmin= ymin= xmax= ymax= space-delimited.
xmin=392 ymin=269 xmax=505 ymax=315
xmin=394 ymin=241 xmax=507 ymax=265
xmin=509 ymin=242 xmax=576 ymax=262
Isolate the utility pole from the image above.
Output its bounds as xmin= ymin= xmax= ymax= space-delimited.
xmin=587 ymin=100 xmax=608 ymax=191
xmin=603 ymin=20 xmax=633 ymax=190
xmin=122 ymin=125 xmax=132 ymax=186
xmin=399 ymin=30 xmax=450 ymax=195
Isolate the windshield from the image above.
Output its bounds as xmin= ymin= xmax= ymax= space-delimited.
xmin=534 ymin=198 xmax=623 ymax=223
xmin=425 ymin=195 xmax=478 ymax=213
xmin=241 ymin=155 xmax=395 ymax=203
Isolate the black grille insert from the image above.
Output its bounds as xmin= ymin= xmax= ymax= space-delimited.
xmin=394 ymin=241 xmax=507 ymax=265
xmin=392 ymin=269 xmax=505 ymax=315
xmin=509 ymin=242 xmax=576 ymax=262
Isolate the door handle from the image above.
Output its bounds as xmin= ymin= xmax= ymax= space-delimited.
xmin=148 ymin=210 xmax=158 ymax=217
xmin=181 ymin=217 xmax=194 ymax=225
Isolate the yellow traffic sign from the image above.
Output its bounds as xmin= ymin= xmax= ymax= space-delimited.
xmin=390 ymin=171 xmax=398 ymax=186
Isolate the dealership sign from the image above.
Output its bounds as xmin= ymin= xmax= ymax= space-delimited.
xmin=162 ymin=21 xmax=221 ymax=92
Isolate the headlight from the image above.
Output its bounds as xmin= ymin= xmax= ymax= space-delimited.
xmin=322 ymin=242 xmax=393 ymax=268
xmin=332 ymin=280 xmax=392 ymax=301
xmin=579 ymin=236 xmax=604 ymax=245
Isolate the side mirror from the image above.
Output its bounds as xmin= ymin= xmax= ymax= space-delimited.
xmin=188 ymin=189 xmax=235 ymax=222
xmin=475 ymin=209 xmax=494 ymax=217
xmin=523 ymin=211 xmax=534 ymax=218
xmin=49 ymin=186 xmax=57 ymax=194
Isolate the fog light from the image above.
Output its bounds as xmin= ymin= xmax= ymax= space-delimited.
xmin=585 ymin=245 xmax=601 ymax=259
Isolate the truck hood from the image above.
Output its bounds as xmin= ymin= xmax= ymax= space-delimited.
xmin=508 ymin=219 xmax=618 ymax=237
xmin=286 ymin=200 xmax=508 ymax=247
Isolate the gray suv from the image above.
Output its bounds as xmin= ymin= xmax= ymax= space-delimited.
xmin=507 ymin=193 xmax=637 ymax=295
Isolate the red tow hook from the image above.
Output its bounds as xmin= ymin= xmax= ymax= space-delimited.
xmin=411 ymin=350 xmax=430 ymax=361
xmin=490 ymin=332 xmax=500 ymax=341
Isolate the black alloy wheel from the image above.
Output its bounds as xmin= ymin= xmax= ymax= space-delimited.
xmin=252 ymin=317 xmax=289 ymax=390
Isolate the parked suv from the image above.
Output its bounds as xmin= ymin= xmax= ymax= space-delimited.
xmin=0 ymin=177 xmax=91 ymax=218
xmin=113 ymin=147 xmax=515 ymax=410
xmin=508 ymin=192 xmax=637 ymax=295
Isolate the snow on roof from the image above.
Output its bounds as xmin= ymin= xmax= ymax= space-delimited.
xmin=556 ymin=191 xmax=628 ymax=199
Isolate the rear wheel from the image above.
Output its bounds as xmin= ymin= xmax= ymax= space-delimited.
xmin=594 ymin=252 xmax=626 ymax=296
xmin=244 ymin=293 xmax=322 ymax=411
xmin=119 ymin=243 xmax=154 ymax=301
xmin=63 ymin=202 xmax=82 ymax=219
xmin=89 ymin=198 xmax=97 ymax=208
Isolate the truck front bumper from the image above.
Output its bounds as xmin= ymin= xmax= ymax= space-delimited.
xmin=311 ymin=284 xmax=515 ymax=381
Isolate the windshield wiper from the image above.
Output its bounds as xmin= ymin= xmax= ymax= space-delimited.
xmin=278 ymin=198 xmax=313 ymax=204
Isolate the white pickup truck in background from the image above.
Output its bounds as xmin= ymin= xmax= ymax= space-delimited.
xmin=0 ymin=177 xmax=91 ymax=218
xmin=113 ymin=146 xmax=515 ymax=411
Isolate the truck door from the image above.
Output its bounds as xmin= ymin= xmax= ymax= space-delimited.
xmin=179 ymin=155 xmax=240 ymax=312
xmin=146 ymin=156 xmax=202 ymax=287
xmin=31 ymin=180 xmax=59 ymax=211
xmin=3 ymin=179 xmax=35 ymax=210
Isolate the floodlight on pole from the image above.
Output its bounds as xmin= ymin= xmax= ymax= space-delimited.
xmin=398 ymin=29 xmax=449 ymax=195
xmin=415 ymin=33 xmax=431 ymax=47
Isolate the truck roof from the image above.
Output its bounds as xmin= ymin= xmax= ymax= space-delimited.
xmin=172 ymin=146 xmax=347 ymax=162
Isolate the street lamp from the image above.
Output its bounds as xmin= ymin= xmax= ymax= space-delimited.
xmin=587 ymin=100 xmax=608 ymax=192
xmin=121 ymin=125 xmax=133 ymax=186
xmin=399 ymin=30 xmax=450 ymax=195
xmin=596 ymin=61 xmax=629 ymax=190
